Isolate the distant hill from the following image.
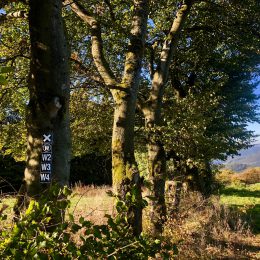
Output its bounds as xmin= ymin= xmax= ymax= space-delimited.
xmin=223 ymin=144 xmax=260 ymax=172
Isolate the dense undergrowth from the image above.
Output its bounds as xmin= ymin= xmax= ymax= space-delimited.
xmin=163 ymin=190 xmax=260 ymax=259
xmin=0 ymin=168 xmax=259 ymax=259
xmin=0 ymin=185 xmax=175 ymax=259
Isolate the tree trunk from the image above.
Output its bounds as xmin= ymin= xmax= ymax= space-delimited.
xmin=170 ymin=181 xmax=182 ymax=218
xmin=145 ymin=109 xmax=166 ymax=237
xmin=112 ymin=90 xmax=142 ymax=236
xmin=200 ymin=161 xmax=213 ymax=197
xmin=111 ymin=0 xmax=148 ymax=236
xmin=112 ymin=91 xmax=137 ymax=189
xmin=142 ymin=1 xmax=193 ymax=236
xmin=65 ymin=0 xmax=148 ymax=236
xmin=190 ymin=161 xmax=213 ymax=197
xmin=147 ymin=141 xmax=167 ymax=235
xmin=15 ymin=0 xmax=70 ymax=213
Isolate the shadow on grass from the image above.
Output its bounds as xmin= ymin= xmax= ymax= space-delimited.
xmin=220 ymin=186 xmax=260 ymax=234
xmin=246 ymin=204 xmax=260 ymax=234
xmin=209 ymin=237 xmax=260 ymax=257
xmin=221 ymin=187 xmax=260 ymax=198
xmin=228 ymin=204 xmax=260 ymax=234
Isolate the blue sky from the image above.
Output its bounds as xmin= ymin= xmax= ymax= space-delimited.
xmin=247 ymin=80 xmax=260 ymax=143
xmin=248 ymin=122 xmax=260 ymax=143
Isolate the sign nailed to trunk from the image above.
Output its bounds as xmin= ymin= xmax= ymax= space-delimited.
xmin=43 ymin=134 xmax=53 ymax=142
xmin=40 ymin=132 xmax=53 ymax=183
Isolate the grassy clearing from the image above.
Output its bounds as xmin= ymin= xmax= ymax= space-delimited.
xmin=0 ymin=185 xmax=115 ymax=226
xmin=1 ymin=181 xmax=259 ymax=259
xmin=68 ymin=184 xmax=114 ymax=224
xmin=0 ymin=195 xmax=15 ymax=223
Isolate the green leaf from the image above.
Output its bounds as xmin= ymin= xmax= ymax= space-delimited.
xmin=0 ymin=75 xmax=7 ymax=85
xmin=0 ymin=66 xmax=13 ymax=74
xmin=142 ymin=199 xmax=148 ymax=208
xmin=39 ymin=241 xmax=47 ymax=248
xmin=71 ymin=223 xmax=81 ymax=232
xmin=154 ymin=239 xmax=161 ymax=244
xmin=79 ymin=216 xmax=84 ymax=224
xmin=69 ymin=214 xmax=74 ymax=222
xmin=106 ymin=190 xmax=114 ymax=197
xmin=93 ymin=226 xmax=102 ymax=239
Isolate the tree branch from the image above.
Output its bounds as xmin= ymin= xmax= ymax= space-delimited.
xmin=121 ymin=0 xmax=149 ymax=89
xmin=0 ymin=54 xmax=30 ymax=64
xmin=146 ymin=44 xmax=155 ymax=80
xmin=0 ymin=10 xmax=28 ymax=24
xmin=104 ymin=0 xmax=115 ymax=21
xmin=64 ymin=0 xmax=118 ymax=87
xmin=70 ymin=55 xmax=103 ymax=83
xmin=159 ymin=0 xmax=193 ymax=81
xmin=147 ymin=0 xmax=194 ymax=110
xmin=107 ymin=241 xmax=139 ymax=258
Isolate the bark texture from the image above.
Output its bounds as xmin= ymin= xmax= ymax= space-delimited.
xmin=142 ymin=1 xmax=193 ymax=236
xmin=112 ymin=0 xmax=148 ymax=236
xmin=17 ymin=0 xmax=70 ymax=207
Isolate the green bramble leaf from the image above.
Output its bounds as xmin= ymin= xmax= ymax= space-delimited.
xmin=0 ymin=75 xmax=7 ymax=85
xmin=0 ymin=67 xmax=13 ymax=74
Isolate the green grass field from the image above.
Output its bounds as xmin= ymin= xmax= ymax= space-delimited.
xmin=220 ymin=182 xmax=260 ymax=234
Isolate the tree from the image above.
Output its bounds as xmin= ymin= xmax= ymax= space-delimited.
xmin=162 ymin=0 xmax=260 ymax=197
xmin=136 ymin=0 xmax=260 ymax=234
xmin=164 ymin=73 xmax=259 ymax=195
xmin=13 ymin=0 xmax=71 ymax=213
xmin=139 ymin=0 xmax=194 ymax=236
xmin=65 ymin=0 xmax=149 ymax=235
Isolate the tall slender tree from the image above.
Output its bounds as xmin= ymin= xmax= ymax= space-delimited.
xmin=65 ymin=0 xmax=148 ymax=235
xmin=139 ymin=0 xmax=194 ymax=236
xmin=15 ymin=0 xmax=71 ymax=211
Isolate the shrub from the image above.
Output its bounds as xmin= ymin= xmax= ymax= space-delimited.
xmin=232 ymin=167 xmax=260 ymax=184
xmin=164 ymin=191 xmax=255 ymax=259
xmin=0 ymin=185 xmax=176 ymax=259
xmin=216 ymin=169 xmax=234 ymax=184
xmin=70 ymin=154 xmax=112 ymax=186
xmin=0 ymin=153 xmax=112 ymax=195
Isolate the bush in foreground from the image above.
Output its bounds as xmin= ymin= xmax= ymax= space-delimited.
xmin=0 ymin=186 xmax=176 ymax=259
